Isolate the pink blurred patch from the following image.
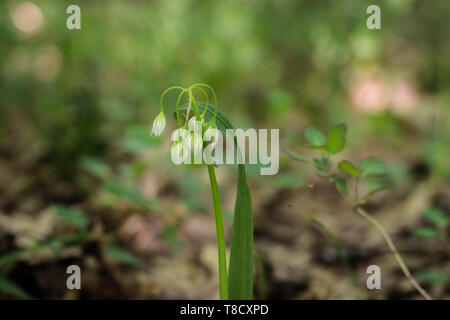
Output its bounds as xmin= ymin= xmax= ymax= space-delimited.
xmin=389 ymin=80 xmax=418 ymax=115
xmin=349 ymin=73 xmax=419 ymax=116
xmin=119 ymin=215 xmax=167 ymax=253
xmin=349 ymin=74 xmax=388 ymax=113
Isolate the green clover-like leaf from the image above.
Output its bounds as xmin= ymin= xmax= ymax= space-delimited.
xmin=313 ymin=157 xmax=330 ymax=171
xmin=338 ymin=160 xmax=361 ymax=177
xmin=360 ymin=157 xmax=387 ymax=178
xmin=327 ymin=123 xmax=347 ymax=154
xmin=333 ymin=177 xmax=349 ymax=194
xmin=305 ymin=126 xmax=327 ymax=147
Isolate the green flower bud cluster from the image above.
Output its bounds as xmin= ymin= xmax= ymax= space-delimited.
xmin=150 ymin=84 xmax=220 ymax=165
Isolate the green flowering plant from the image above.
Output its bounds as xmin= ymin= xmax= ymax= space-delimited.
xmin=150 ymin=84 xmax=253 ymax=300
xmin=283 ymin=123 xmax=433 ymax=300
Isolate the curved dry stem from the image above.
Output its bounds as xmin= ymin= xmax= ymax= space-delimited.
xmin=355 ymin=206 xmax=432 ymax=300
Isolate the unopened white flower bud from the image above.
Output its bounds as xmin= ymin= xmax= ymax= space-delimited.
xmin=188 ymin=116 xmax=204 ymax=132
xmin=204 ymin=126 xmax=220 ymax=145
xmin=150 ymin=111 xmax=166 ymax=136
xmin=170 ymin=141 xmax=188 ymax=164
xmin=171 ymin=128 xmax=190 ymax=142
xmin=187 ymin=132 xmax=203 ymax=155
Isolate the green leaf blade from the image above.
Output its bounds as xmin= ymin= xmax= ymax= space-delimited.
xmin=424 ymin=207 xmax=448 ymax=228
xmin=79 ymin=156 xmax=111 ymax=179
xmin=281 ymin=147 xmax=309 ymax=163
xmin=54 ymin=204 xmax=88 ymax=230
xmin=333 ymin=177 xmax=349 ymax=194
xmin=313 ymin=157 xmax=330 ymax=171
xmin=338 ymin=160 xmax=361 ymax=177
xmin=413 ymin=227 xmax=439 ymax=238
xmin=419 ymin=271 xmax=449 ymax=285
xmin=305 ymin=127 xmax=327 ymax=146
xmin=106 ymin=245 xmax=143 ymax=268
xmin=327 ymin=123 xmax=347 ymax=154
xmin=360 ymin=157 xmax=387 ymax=178
xmin=228 ymin=164 xmax=254 ymax=299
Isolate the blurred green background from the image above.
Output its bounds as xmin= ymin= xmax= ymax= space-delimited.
xmin=0 ymin=0 xmax=449 ymax=299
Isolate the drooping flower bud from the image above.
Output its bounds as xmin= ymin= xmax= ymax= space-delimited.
xmin=171 ymin=127 xmax=190 ymax=142
xmin=187 ymin=132 xmax=203 ymax=155
xmin=171 ymin=141 xmax=188 ymax=164
xmin=150 ymin=111 xmax=166 ymax=136
xmin=203 ymin=122 xmax=219 ymax=144
xmin=188 ymin=116 xmax=204 ymax=132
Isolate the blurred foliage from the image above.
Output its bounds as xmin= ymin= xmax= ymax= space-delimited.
xmin=0 ymin=0 xmax=448 ymax=182
xmin=0 ymin=0 xmax=449 ymax=300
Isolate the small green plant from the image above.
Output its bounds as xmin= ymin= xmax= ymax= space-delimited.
xmin=284 ymin=123 xmax=433 ymax=300
xmin=151 ymin=84 xmax=253 ymax=300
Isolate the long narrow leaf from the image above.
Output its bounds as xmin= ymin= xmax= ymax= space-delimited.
xmin=176 ymin=102 xmax=254 ymax=299
xmin=228 ymin=164 xmax=253 ymax=299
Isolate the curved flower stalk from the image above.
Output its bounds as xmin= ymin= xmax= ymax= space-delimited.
xmin=150 ymin=84 xmax=254 ymax=300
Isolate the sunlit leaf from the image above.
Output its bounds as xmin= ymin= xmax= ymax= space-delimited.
xmin=327 ymin=123 xmax=347 ymax=154
xmin=308 ymin=145 xmax=328 ymax=151
xmin=338 ymin=160 xmax=361 ymax=177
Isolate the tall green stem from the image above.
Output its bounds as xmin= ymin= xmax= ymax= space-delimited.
xmin=207 ymin=165 xmax=228 ymax=300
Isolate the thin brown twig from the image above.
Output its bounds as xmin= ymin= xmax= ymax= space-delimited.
xmin=355 ymin=206 xmax=432 ymax=300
